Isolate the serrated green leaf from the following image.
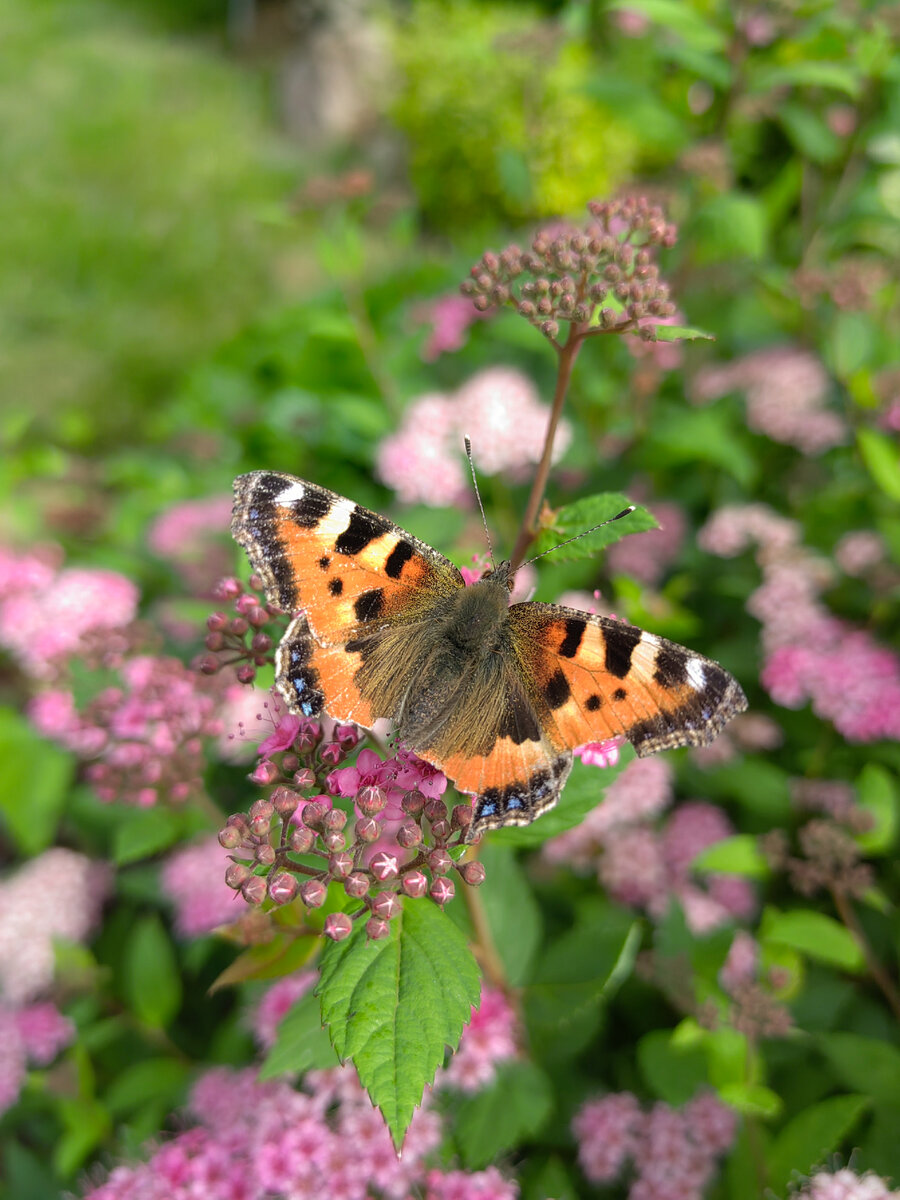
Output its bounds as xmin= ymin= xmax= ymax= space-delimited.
xmin=260 ymin=988 xmax=339 ymax=1078
xmin=472 ymin=845 xmax=542 ymax=986
xmin=530 ymin=495 xmax=656 ymax=561
xmin=113 ymin=807 xmax=185 ymax=865
xmin=318 ymin=898 xmax=480 ymax=1146
xmin=766 ymin=1095 xmax=870 ymax=1194
xmin=762 ymin=910 xmax=865 ymax=973
xmin=819 ymin=1033 xmax=900 ymax=1105
xmin=858 ymin=429 xmax=900 ymax=501
xmin=492 ymin=746 xmax=636 ymax=847
xmin=122 ymin=915 xmax=182 ymax=1028
xmin=648 ymin=324 xmax=715 ymax=342
xmin=0 ymin=708 xmax=73 ymax=854
xmin=693 ymin=835 xmax=770 ymax=878
xmin=855 ymin=763 xmax=897 ymax=855
xmin=455 ymin=1060 xmax=554 ymax=1168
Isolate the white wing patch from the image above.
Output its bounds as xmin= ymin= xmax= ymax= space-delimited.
xmin=686 ymin=657 xmax=707 ymax=691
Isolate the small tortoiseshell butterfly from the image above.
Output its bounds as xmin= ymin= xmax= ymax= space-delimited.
xmin=232 ymin=472 xmax=748 ymax=840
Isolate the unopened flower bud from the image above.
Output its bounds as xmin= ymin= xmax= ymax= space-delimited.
xmin=428 ymin=848 xmax=452 ymax=876
xmin=429 ymin=877 xmax=455 ymax=907
xmin=268 ymin=871 xmax=298 ymax=904
xmin=334 ymin=724 xmax=360 ymax=750
xmin=296 ymin=720 xmax=322 ymax=751
xmin=540 ymin=320 xmax=559 ymax=339
xmin=214 ymin=576 xmax=242 ymax=600
xmin=293 ymin=767 xmax=316 ymax=790
xmin=241 ymin=875 xmax=267 ymax=905
xmin=322 ymin=831 xmax=346 ymax=853
xmin=218 ymin=825 xmax=243 ymax=850
xmin=205 ymin=631 xmax=225 ymax=651
xmin=370 ymin=851 xmax=400 ymax=882
xmin=430 ymin=818 xmax=451 ymax=843
xmin=600 ymin=308 xmax=618 ymax=328
xmin=402 ymin=790 xmax=425 ymax=818
xmin=225 ymin=862 xmax=251 ymax=890
xmin=345 ymin=872 xmax=370 ymax=899
xmin=396 ymin=821 xmax=423 ymax=849
xmin=358 ymin=785 xmax=387 ymax=816
xmin=255 ymin=844 xmax=276 ymax=866
xmin=302 ymin=801 xmax=327 ymax=830
xmin=207 ymin=611 xmax=228 ymax=632
xmin=457 ymin=861 xmax=486 ymax=887
xmin=289 ymin=826 xmax=315 ymax=854
xmin=451 ymin=804 xmax=473 ymax=831
xmin=329 ymin=852 xmax=354 ymax=878
xmin=272 ymin=787 xmax=300 ymax=818
xmin=197 ymin=654 xmax=220 ymax=675
xmin=324 ymin=913 xmax=353 ymax=942
xmin=323 ymin=808 xmax=348 ymax=832
xmin=355 ymin=816 xmax=380 ymax=843
xmin=300 ymin=879 xmax=327 ymax=908
xmin=250 ymin=760 xmax=279 ymax=786
xmin=401 ymin=870 xmax=428 ymax=899
xmin=235 ymin=664 xmax=256 ymax=684
xmin=229 ymin=616 xmax=249 ymax=636
xmin=249 ymin=814 xmax=273 ymax=839
xmin=424 ymin=798 xmax=447 ymax=823
xmin=320 ymin=742 xmax=344 ymax=766
xmin=518 ymin=300 xmax=536 ymax=318
xmin=251 ymin=632 xmax=272 ymax=654
xmin=281 ymin=754 xmax=300 ymax=775
xmin=371 ymin=892 xmax=401 ymax=921
xmin=366 ymin=916 xmax=390 ymax=941
xmin=247 ymin=606 xmax=268 ymax=628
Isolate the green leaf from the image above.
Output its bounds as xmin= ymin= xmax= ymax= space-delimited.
xmin=643 ymin=403 xmax=757 ymax=487
xmin=766 ymin=1095 xmax=870 ymax=1194
xmin=491 ymin=746 xmax=636 ymax=847
xmin=693 ymin=835 xmax=770 ymax=878
xmin=113 ymin=807 xmax=185 ymax=865
xmin=638 ymin=1029 xmax=709 ymax=1104
xmin=471 ymin=844 xmax=542 ymax=986
xmin=826 ymin=311 xmax=876 ymax=380
xmin=692 ymin=757 xmax=792 ymax=822
xmin=54 ymin=1098 xmax=111 ymax=1177
xmin=530 ymin=495 xmax=657 ymax=561
xmin=819 ymin=1033 xmax=900 ymax=1105
xmin=854 ymin=763 xmax=898 ymax=855
xmin=718 ymin=1082 xmax=783 ymax=1118
xmin=210 ymin=934 xmax=319 ymax=991
xmin=318 ymin=897 xmax=480 ymax=1146
xmin=455 ymin=1060 xmax=554 ymax=1168
xmin=647 ymin=324 xmax=715 ymax=342
xmin=609 ymin=0 xmax=727 ymax=51
xmin=260 ymin=988 xmax=339 ymax=1078
xmin=0 ymin=708 xmax=73 ymax=854
xmin=778 ymin=102 xmax=842 ymax=165
xmin=122 ymin=915 xmax=183 ymax=1028
xmin=749 ymin=61 xmax=862 ymax=98
xmin=694 ymin=194 xmax=767 ymax=263
xmin=762 ymin=910 xmax=865 ymax=973
xmin=103 ymin=1058 xmax=190 ymax=1118
xmin=858 ymin=428 xmax=900 ymax=501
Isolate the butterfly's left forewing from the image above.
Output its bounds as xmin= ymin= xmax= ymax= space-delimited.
xmin=508 ymin=602 xmax=748 ymax=757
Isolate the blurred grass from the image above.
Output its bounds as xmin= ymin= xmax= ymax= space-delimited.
xmin=0 ymin=0 xmax=297 ymax=454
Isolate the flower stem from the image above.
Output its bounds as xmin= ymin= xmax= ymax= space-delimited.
xmin=508 ymin=327 xmax=584 ymax=571
xmin=830 ymin=885 xmax=900 ymax=1023
xmin=461 ymin=867 xmax=522 ymax=1023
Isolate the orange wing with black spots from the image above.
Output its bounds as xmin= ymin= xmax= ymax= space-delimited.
xmin=508 ymin=603 xmax=748 ymax=759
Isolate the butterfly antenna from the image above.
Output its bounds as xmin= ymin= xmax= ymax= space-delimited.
xmin=464 ymin=436 xmax=496 ymax=569
xmin=520 ymin=506 xmax=636 ymax=569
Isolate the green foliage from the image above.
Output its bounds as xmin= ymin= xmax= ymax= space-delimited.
xmin=0 ymin=708 xmax=72 ymax=853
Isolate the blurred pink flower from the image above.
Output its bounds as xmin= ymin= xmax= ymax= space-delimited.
xmin=426 ymin=1167 xmax=519 ymax=1199
xmin=148 ymin=495 xmax=234 ymax=595
xmin=801 ymin=1169 xmax=900 ymax=1200
xmin=0 ymin=849 xmax=110 ymax=1004
xmin=626 ymin=312 xmax=686 ymax=372
xmin=606 ymin=502 xmax=686 ymax=586
xmin=719 ymin=931 xmax=759 ymax=993
xmin=161 ymin=838 xmax=244 ymax=937
xmin=252 ymin=971 xmax=318 ymax=1049
xmin=15 ymin=1001 xmax=75 ymax=1065
xmin=0 ymin=1009 xmax=26 ymax=1118
xmin=575 ymin=737 xmax=624 ymax=769
xmin=438 ymin=986 xmax=518 ymax=1093
xmin=416 ymin=293 xmax=490 ymax=361
xmin=834 ymin=530 xmax=885 ymax=577
xmin=573 ymin=1092 xmax=644 ymax=1183
xmin=698 ymin=503 xmax=799 ymax=558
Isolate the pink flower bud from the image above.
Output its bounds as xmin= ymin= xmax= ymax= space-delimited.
xmin=324 ymin=913 xmax=353 ymax=942
xmin=249 ymin=798 xmax=275 ymax=822
xmin=457 ymin=861 xmax=486 ymax=887
xmin=235 ymin=594 xmax=257 ymax=615
xmin=268 ymin=871 xmax=298 ymax=904
xmin=300 ymin=879 xmax=327 ymax=908
xmin=205 ymin=632 xmax=225 ymax=651
xmin=430 ymin=818 xmax=451 ymax=843
xmin=424 ymin=798 xmax=447 ymax=823
xmin=255 ymin=844 xmax=276 ymax=866
xmin=271 ymin=788 xmax=299 ymax=817
xmin=371 ymin=892 xmax=401 ymax=921
xmin=366 ymin=916 xmax=390 ymax=940
xmin=218 ymin=825 xmax=243 ymax=850
xmin=207 ymin=611 xmax=228 ymax=632
xmin=247 ymin=606 xmax=268 ymax=628
xmin=345 ymin=872 xmax=370 ymax=899
xmin=242 ymin=875 xmax=267 ymax=905
xmin=250 ymin=760 xmax=279 ymax=786
xmin=251 ymin=632 xmax=272 ymax=654
xmin=355 ymin=817 xmax=380 ymax=843
xmin=249 ymin=814 xmax=273 ymax=839
xmin=335 ymin=724 xmax=360 ymax=750
xmin=329 ymin=852 xmax=354 ymax=878
xmin=230 ymin=617 xmax=249 ymax=636
xmin=226 ymin=813 xmax=250 ymax=836
xmin=289 ymin=826 xmax=315 ymax=853
xmin=214 ymin=577 xmax=242 ymax=599
xmin=296 ymin=721 xmax=322 ymax=751
xmin=293 ymin=767 xmax=316 ymax=790
xmin=429 ymin=877 xmax=455 ymax=907
xmin=323 ymin=808 xmax=348 ymax=832
xmin=225 ymin=862 xmax=251 ymax=890
xmin=320 ymin=742 xmax=344 ymax=766
xmin=402 ymin=790 xmax=425 ymax=818
xmin=322 ymin=832 xmax=346 ymax=853
xmin=428 ymin=848 xmax=452 ymax=876
xmin=401 ymin=870 xmax=428 ymax=898
xmin=396 ymin=821 xmax=423 ymax=849
xmin=451 ymin=804 xmax=473 ymax=831
xmin=302 ymin=801 xmax=326 ymax=830
xmin=358 ymin=785 xmax=387 ymax=816
xmin=197 ymin=654 xmax=219 ymax=675
xmin=370 ymin=851 xmax=400 ymax=882
xmin=281 ymin=754 xmax=300 ymax=775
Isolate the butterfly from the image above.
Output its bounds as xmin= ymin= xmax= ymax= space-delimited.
xmin=232 ymin=471 xmax=748 ymax=840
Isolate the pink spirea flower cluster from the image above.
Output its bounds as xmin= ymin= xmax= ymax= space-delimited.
xmin=0 ymin=548 xmax=138 ymax=679
xmin=799 ymin=1170 xmax=900 ymax=1200
xmin=148 ymin=495 xmax=234 ymax=596
xmin=692 ymin=345 xmax=847 ymax=455
xmin=543 ymin=759 xmax=754 ymax=932
xmin=0 ymin=1001 xmax=75 ymax=1117
xmin=161 ymin=838 xmax=246 ymax=937
xmin=82 ymin=1065 xmax=518 ymax=1200
xmin=376 ymin=367 xmax=572 ymax=507
xmin=0 ymin=848 xmax=109 ymax=1005
xmin=252 ymin=972 xmax=318 ymax=1050
xmin=700 ymin=503 xmax=900 ymax=743
xmin=573 ymin=1090 xmax=736 ymax=1198
xmin=30 ymin=655 xmax=224 ymax=806
xmin=416 ymin=293 xmax=490 ymax=361
xmin=606 ymin=501 xmax=687 ymax=586
xmin=437 ymin=986 xmax=518 ymax=1093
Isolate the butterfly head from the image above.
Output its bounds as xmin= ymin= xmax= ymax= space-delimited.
xmin=480 ymin=559 xmax=516 ymax=592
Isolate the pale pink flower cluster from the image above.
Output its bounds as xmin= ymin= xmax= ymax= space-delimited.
xmin=700 ymin=504 xmax=900 ymax=743
xmin=544 ymin=760 xmax=754 ymax=932
xmin=573 ymin=1090 xmax=736 ymax=1198
xmin=718 ymin=930 xmax=759 ymax=993
xmin=416 ymin=293 xmax=490 ymax=361
xmin=606 ymin=501 xmax=686 ymax=586
xmin=437 ymin=986 xmax=518 ymax=1093
xmin=30 ymin=655 xmax=224 ymax=806
xmin=148 ymin=495 xmax=234 ymax=595
xmin=376 ymin=367 xmax=571 ymax=507
xmin=252 ymin=972 xmax=318 ymax=1049
xmin=691 ymin=711 xmax=784 ymax=769
xmin=161 ymin=838 xmax=246 ymax=937
xmin=217 ymin=683 xmax=290 ymax=763
xmin=0 ymin=552 xmax=138 ymax=679
xmin=693 ymin=346 xmax=847 ymax=455
xmin=798 ymin=1170 xmax=900 ymax=1200
xmin=834 ymin=530 xmax=885 ymax=577
xmin=82 ymin=1064 xmax=517 ymax=1200
xmin=0 ymin=1001 xmax=75 ymax=1117
xmin=0 ymin=849 xmax=110 ymax=1005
